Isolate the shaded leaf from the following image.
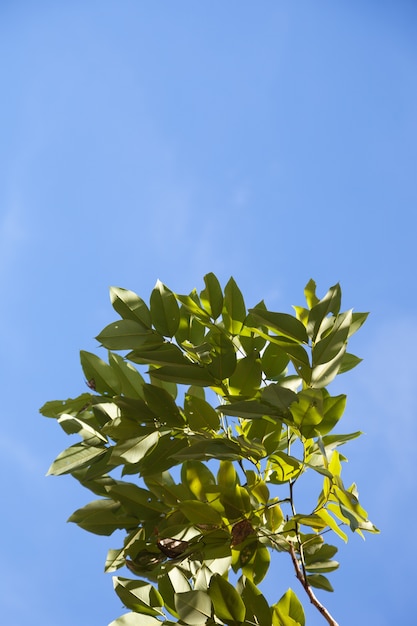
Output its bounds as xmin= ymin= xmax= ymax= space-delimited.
xmin=273 ymin=588 xmax=305 ymax=626
xmin=306 ymin=574 xmax=334 ymax=592
xmin=96 ymin=320 xmax=155 ymax=351
xmin=80 ymin=351 xmax=121 ymax=395
xmin=47 ymin=443 xmax=107 ymax=476
xmin=68 ymin=499 xmax=139 ymax=536
xmin=113 ymin=577 xmax=164 ymax=616
xmin=209 ymin=574 xmax=246 ymax=623
xmin=248 ymin=309 xmax=308 ymax=343
xmin=150 ymin=364 xmax=216 ymax=386
xmin=110 ymin=286 xmax=152 ymax=329
xmin=175 ymin=590 xmax=212 ymax=625
xmin=307 ymin=284 xmax=341 ymax=341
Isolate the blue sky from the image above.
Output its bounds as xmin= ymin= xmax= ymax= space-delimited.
xmin=1 ymin=1 xmax=416 ymax=624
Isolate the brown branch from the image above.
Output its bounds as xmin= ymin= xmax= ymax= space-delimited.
xmin=289 ymin=544 xmax=339 ymax=626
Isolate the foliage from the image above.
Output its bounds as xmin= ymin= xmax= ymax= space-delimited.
xmin=41 ymin=274 xmax=378 ymax=626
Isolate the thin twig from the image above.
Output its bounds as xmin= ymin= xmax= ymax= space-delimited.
xmin=289 ymin=544 xmax=339 ymax=626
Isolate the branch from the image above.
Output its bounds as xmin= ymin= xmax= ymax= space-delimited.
xmin=289 ymin=544 xmax=339 ymax=626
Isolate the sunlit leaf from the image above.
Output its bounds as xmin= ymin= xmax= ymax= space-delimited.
xmin=150 ymin=280 xmax=180 ymax=337
xmin=273 ymin=588 xmax=305 ymax=626
xmin=200 ymin=272 xmax=224 ymax=319
xmin=223 ymin=277 xmax=246 ymax=335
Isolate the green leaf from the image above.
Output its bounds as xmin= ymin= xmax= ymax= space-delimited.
xmin=348 ymin=311 xmax=369 ymax=337
xmin=307 ymin=283 xmax=341 ymax=341
xmin=176 ymin=292 xmax=212 ymax=323
xmin=178 ymin=500 xmax=223 ymax=525
xmin=113 ymin=578 xmax=164 ymax=616
xmin=200 ymin=272 xmax=224 ymax=319
xmin=219 ymin=399 xmax=278 ymax=420
xmin=273 ymin=588 xmax=305 ymax=626
xmin=312 ymin=310 xmax=352 ymax=367
xmin=310 ymin=344 xmax=347 ymax=388
xmin=267 ymin=452 xmax=301 ymax=484
xmin=184 ymin=394 xmax=220 ymax=430
xmin=111 ymin=431 xmax=160 ymax=465
xmin=110 ymin=286 xmax=152 ymax=329
xmin=181 ymin=461 xmax=216 ymax=500
xmin=304 ymin=559 xmax=339 ymax=573
xmin=315 ymin=509 xmax=348 ymax=542
xmin=266 ymin=337 xmax=311 ymax=383
xmin=209 ymin=574 xmax=246 ymax=623
xmin=317 ymin=394 xmax=347 ymax=435
xmin=242 ymin=543 xmax=271 ymax=584
xmin=248 ymin=309 xmax=308 ymax=343
xmin=320 ymin=431 xmax=362 ymax=452
xmin=172 ymin=438 xmax=243 ymax=461
xmin=205 ymin=330 xmax=237 ymax=380
xmin=290 ymin=389 xmax=324 ymax=437
xmin=47 ymin=443 xmax=107 ymax=476
xmin=338 ymin=352 xmax=363 ymax=374
xmin=262 ymin=384 xmax=298 ymax=416
xmin=108 ymin=353 xmax=145 ymax=399
xmin=40 ymin=393 xmax=97 ymax=418
xmin=105 ymin=482 xmax=165 ymax=519
xmin=304 ymin=279 xmax=319 ymax=309
xmin=223 ymin=276 xmax=246 ymax=335
xmin=127 ymin=343 xmax=187 ymax=366
xmin=80 ymin=351 xmax=122 ymax=395
xmin=96 ymin=320 xmax=156 ymax=351
xmin=175 ymin=590 xmax=212 ymax=625
xmin=150 ymin=364 xmax=216 ymax=386
xmin=261 ymin=343 xmax=289 ymax=380
xmin=143 ymin=384 xmax=183 ymax=425
xmin=56 ymin=414 xmax=107 ymax=445
xmin=150 ymin=280 xmax=180 ymax=337
xmin=238 ymin=577 xmax=272 ymax=626
xmin=68 ymin=499 xmax=139 ymax=536
xmin=306 ymin=574 xmax=334 ymax=592
xmin=158 ymin=566 xmax=191 ymax=618
xmin=229 ymin=352 xmax=262 ymax=395
xmin=175 ymin=304 xmax=208 ymax=344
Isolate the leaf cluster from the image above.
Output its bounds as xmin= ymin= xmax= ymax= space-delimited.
xmin=41 ymin=275 xmax=378 ymax=625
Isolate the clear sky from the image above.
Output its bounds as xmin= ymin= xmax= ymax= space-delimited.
xmin=1 ymin=1 xmax=416 ymax=624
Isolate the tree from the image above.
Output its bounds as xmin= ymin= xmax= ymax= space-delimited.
xmin=41 ymin=274 xmax=378 ymax=626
